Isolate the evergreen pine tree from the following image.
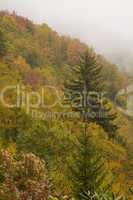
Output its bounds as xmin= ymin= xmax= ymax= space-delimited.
xmin=69 ymin=123 xmax=107 ymax=199
xmin=65 ymin=50 xmax=117 ymax=138
xmin=65 ymin=50 xmax=117 ymax=199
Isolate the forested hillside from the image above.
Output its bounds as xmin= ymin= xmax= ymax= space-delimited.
xmin=0 ymin=11 xmax=132 ymax=199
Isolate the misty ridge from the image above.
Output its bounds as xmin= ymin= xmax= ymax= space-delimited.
xmin=57 ymin=21 xmax=133 ymax=72
xmin=1 ymin=0 xmax=133 ymax=73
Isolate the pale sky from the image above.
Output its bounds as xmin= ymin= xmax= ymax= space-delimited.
xmin=0 ymin=0 xmax=133 ymax=70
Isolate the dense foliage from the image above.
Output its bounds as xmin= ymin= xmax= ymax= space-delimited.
xmin=0 ymin=11 xmax=132 ymax=199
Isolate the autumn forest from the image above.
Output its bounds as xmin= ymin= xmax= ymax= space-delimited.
xmin=0 ymin=10 xmax=133 ymax=200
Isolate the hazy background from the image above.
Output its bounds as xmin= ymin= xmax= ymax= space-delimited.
xmin=0 ymin=0 xmax=133 ymax=71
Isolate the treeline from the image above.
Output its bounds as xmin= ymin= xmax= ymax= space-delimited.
xmin=0 ymin=10 xmax=125 ymax=99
